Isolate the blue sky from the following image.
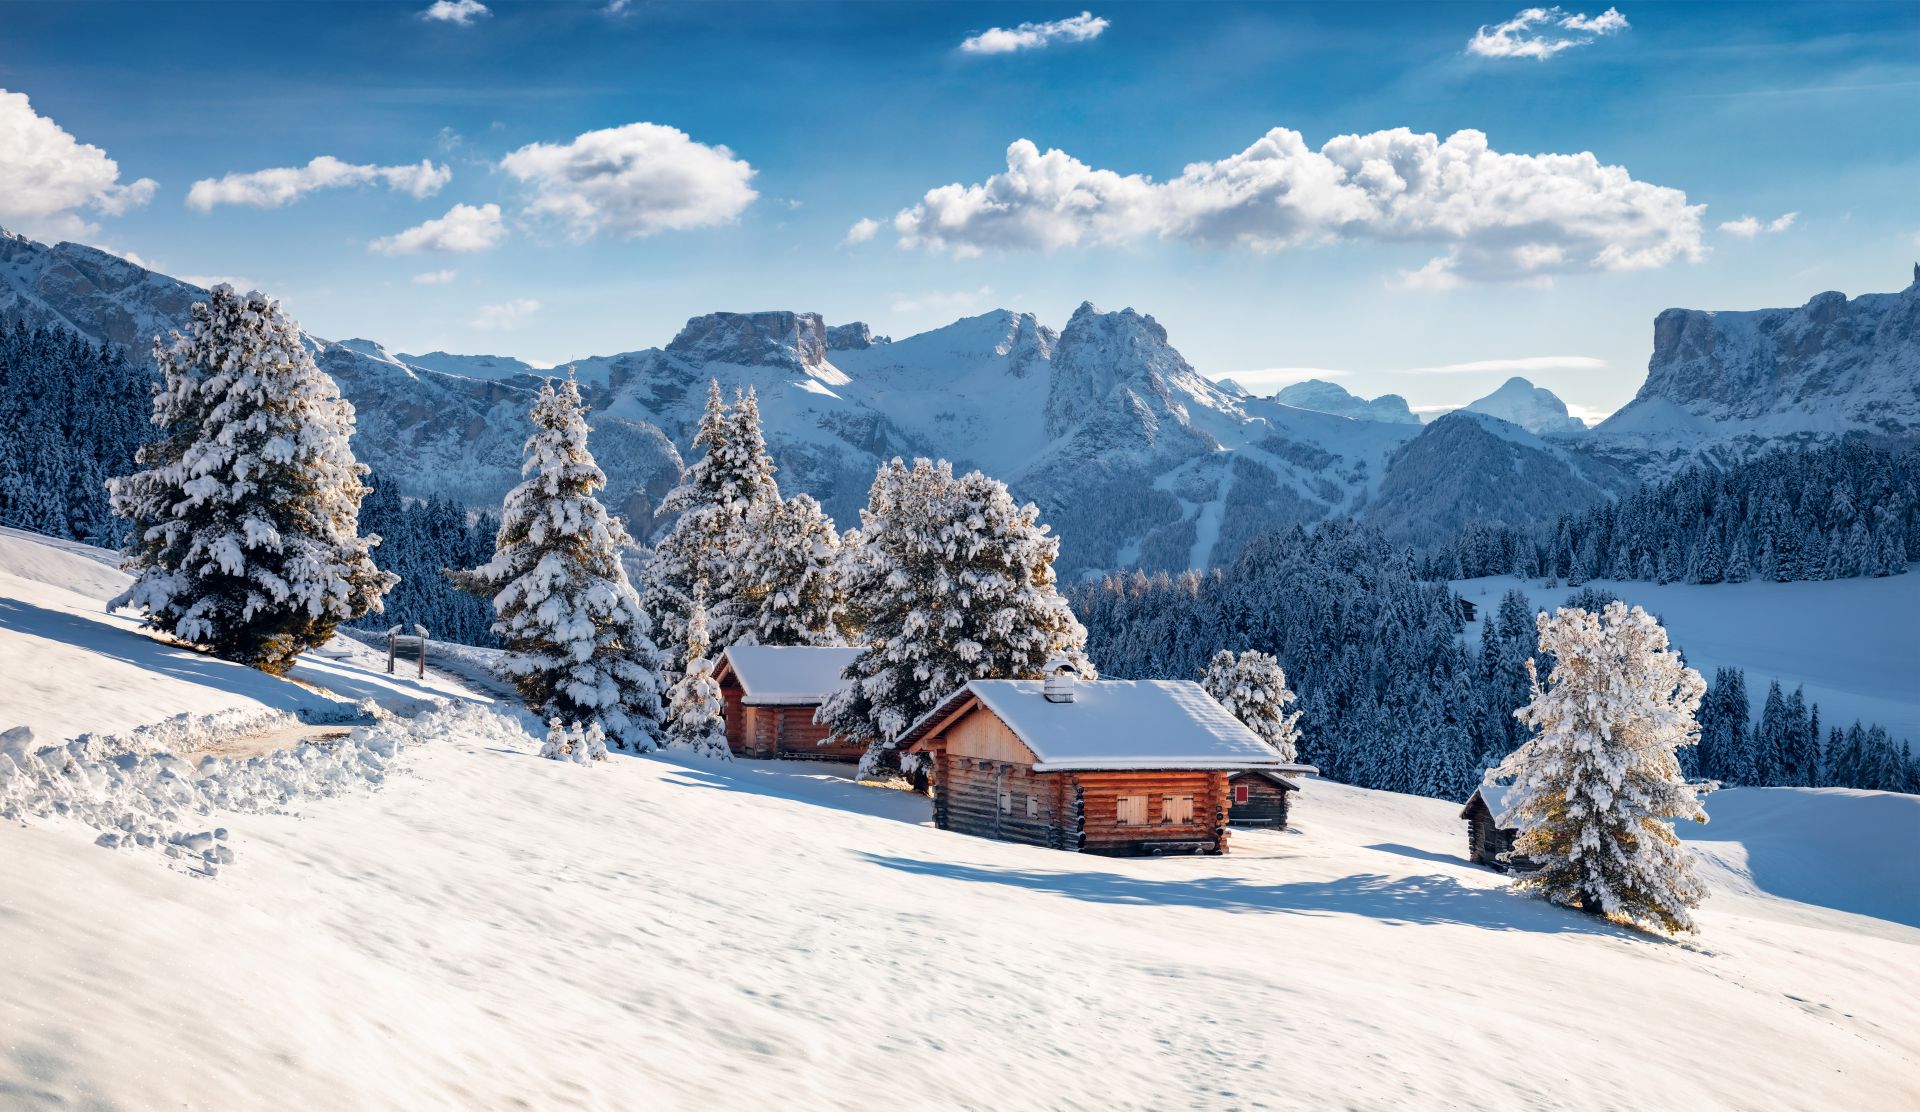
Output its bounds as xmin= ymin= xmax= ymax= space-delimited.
xmin=2 ymin=1 xmax=1917 ymax=420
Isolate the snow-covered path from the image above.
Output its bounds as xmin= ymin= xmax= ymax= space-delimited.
xmin=3 ymin=731 xmax=1915 ymax=1110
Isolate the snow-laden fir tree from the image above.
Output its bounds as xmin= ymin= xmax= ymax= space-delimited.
xmin=665 ymin=584 xmax=730 ymax=759
xmin=641 ymin=380 xmax=784 ymax=667
xmin=1493 ymin=601 xmax=1709 ymax=934
xmin=541 ymin=718 xmax=609 ymax=764
xmin=1200 ymin=649 xmax=1303 ymax=762
xmin=107 ymin=285 xmax=395 ymax=673
xmin=817 ymin=457 xmax=1092 ymax=780
xmin=453 ymin=375 xmax=663 ymax=751
xmin=735 ymin=492 xmax=848 ymax=646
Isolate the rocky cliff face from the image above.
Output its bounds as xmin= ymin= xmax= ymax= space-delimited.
xmin=0 ymin=231 xmax=200 ymax=351
xmin=1600 ymin=272 xmax=1920 ymax=453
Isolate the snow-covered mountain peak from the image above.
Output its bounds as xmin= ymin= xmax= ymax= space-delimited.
xmin=1462 ymin=376 xmax=1588 ymax=436
xmin=1273 ymin=379 xmax=1420 ymax=425
xmin=1045 ymin=302 xmax=1226 ymax=438
xmin=394 ymin=350 xmax=540 ymax=381
xmin=665 ymin=310 xmax=846 ymax=372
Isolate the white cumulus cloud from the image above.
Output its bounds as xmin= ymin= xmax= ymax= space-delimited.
xmin=470 ymin=298 xmax=539 ymax=330
xmin=887 ymin=127 xmax=1703 ymax=285
xmin=843 ymin=217 xmax=881 ymax=245
xmin=0 ymin=89 xmax=156 ymax=241
xmin=499 ymin=122 xmax=757 ymax=241
xmin=1468 ymin=6 xmax=1629 ymax=60
xmin=411 ymin=269 xmax=458 ymax=285
xmin=1718 ymin=212 xmax=1797 ymax=238
xmin=960 ymin=11 xmax=1109 ymax=54
xmin=370 ymin=202 xmax=506 ymax=254
xmin=422 ymin=0 xmax=489 ymax=25
xmin=187 ymin=156 xmax=451 ymax=211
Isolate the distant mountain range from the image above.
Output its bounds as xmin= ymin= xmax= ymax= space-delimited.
xmin=3 ymin=226 xmax=1914 ymax=574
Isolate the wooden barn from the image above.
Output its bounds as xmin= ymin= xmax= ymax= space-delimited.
xmin=714 ymin=645 xmax=865 ymax=761
xmin=1225 ymin=766 xmax=1317 ymax=829
xmin=1461 ymin=782 xmax=1535 ymax=871
xmin=899 ymin=669 xmax=1293 ymax=856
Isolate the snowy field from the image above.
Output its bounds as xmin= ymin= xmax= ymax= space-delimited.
xmin=1453 ymin=571 xmax=1920 ymax=743
xmin=4 ymin=528 xmax=1918 ymax=1109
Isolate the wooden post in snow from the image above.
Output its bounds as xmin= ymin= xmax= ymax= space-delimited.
xmin=414 ymin=625 xmax=429 ymax=679
xmin=385 ymin=625 xmax=403 ymax=674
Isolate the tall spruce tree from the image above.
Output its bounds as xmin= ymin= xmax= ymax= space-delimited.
xmin=454 ymin=376 xmax=664 ymax=750
xmin=1494 ymin=602 xmax=1710 ymax=934
xmin=664 ymin=584 xmax=731 ymax=759
xmin=819 ymin=457 xmax=1092 ymax=779
xmin=737 ymin=492 xmax=849 ymax=646
xmin=1200 ymin=649 xmax=1304 ymax=762
xmin=108 ymin=286 xmax=394 ymax=673
xmin=641 ymin=380 xmax=784 ymax=667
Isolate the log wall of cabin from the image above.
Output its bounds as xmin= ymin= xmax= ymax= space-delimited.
xmin=749 ymin=705 xmax=864 ymax=761
xmin=1069 ymin=770 xmax=1230 ymax=855
xmin=1227 ymin=776 xmax=1293 ymax=828
xmin=720 ymin=676 xmax=748 ymax=755
xmin=933 ymin=753 xmax=1067 ymax=849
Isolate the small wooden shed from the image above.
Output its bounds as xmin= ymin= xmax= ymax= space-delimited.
xmin=1460 ymin=782 xmax=1535 ymax=871
xmin=900 ymin=672 xmax=1292 ymax=856
xmin=714 ymin=645 xmax=865 ymax=761
xmin=1225 ymin=766 xmax=1317 ymax=828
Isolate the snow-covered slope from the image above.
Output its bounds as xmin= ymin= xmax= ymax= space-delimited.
xmin=1273 ymin=378 xmax=1420 ymax=424
xmin=1454 ymin=570 xmax=1920 ymax=743
xmin=1595 ymin=270 xmax=1920 ymax=469
xmin=395 ymin=349 xmax=540 ymax=380
xmin=0 ymin=229 xmax=200 ymax=350
xmin=4 ymin=728 xmax=1915 ymax=1106
xmin=1462 ymin=376 xmax=1589 ymax=435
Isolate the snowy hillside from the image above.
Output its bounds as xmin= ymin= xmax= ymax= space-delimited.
xmin=4 ymin=527 xmax=1917 ymax=1107
xmin=1454 ymin=570 xmax=1920 ymax=742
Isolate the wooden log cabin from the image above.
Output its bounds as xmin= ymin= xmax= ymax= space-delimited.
xmin=1225 ymin=767 xmax=1318 ymax=829
xmin=714 ymin=645 xmax=865 ymax=761
xmin=899 ymin=670 xmax=1294 ymax=856
xmin=1460 ymin=782 xmax=1535 ymax=871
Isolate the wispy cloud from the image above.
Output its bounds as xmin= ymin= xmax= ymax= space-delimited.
xmin=885 ymin=127 xmax=1702 ymax=286
xmin=370 ymin=202 xmax=506 ymax=254
xmin=960 ymin=11 xmax=1108 ymax=55
xmin=1468 ymin=6 xmax=1629 ymax=60
xmin=1718 ymin=212 xmax=1797 ymax=238
xmin=0 ymin=88 xmax=156 ymax=241
xmin=422 ymin=0 xmax=489 ymax=25
xmin=187 ymin=156 xmax=449 ymax=211
xmin=411 ymin=269 xmax=458 ymax=285
xmin=843 ymin=217 xmax=881 ymax=246
xmin=470 ymin=297 xmax=539 ymax=330
xmin=1402 ymin=355 xmax=1606 ymax=375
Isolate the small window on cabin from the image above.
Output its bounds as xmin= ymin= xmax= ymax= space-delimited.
xmin=1026 ymin=796 xmax=1041 ymax=819
xmin=1115 ymin=794 xmax=1148 ymax=826
xmin=1163 ymin=795 xmax=1195 ymax=825
xmin=999 ymin=791 xmax=1012 ymax=814
xmin=1233 ymin=784 xmax=1250 ymax=805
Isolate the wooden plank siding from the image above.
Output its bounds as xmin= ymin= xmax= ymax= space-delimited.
xmin=1069 ymin=770 xmax=1230 ymax=856
xmin=1226 ymin=774 xmax=1293 ymax=828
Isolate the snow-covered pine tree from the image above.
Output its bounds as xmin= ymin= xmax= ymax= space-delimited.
xmin=1494 ymin=601 xmax=1710 ymax=934
xmin=819 ymin=457 xmax=1092 ymax=780
xmin=1200 ymin=649 xmax=1303 ymax=762
xmin=664 ymin=584 xmax=731 ymax=759
xmin=107 ymin=285 xmax=394 ymax=673
xmin=541 ymin=718 xmax=609 ymax=764
xmin=453 ymin=375 xmax=664 ymax=750
xmin=641 ymin=380 xmax=784 ymax=667
xmin=736 ymin=492 xmax=848 ymax=645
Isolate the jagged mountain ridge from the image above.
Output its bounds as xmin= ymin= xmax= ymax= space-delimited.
xmin=0 ymin=225 xmax=1734 ymax=575
xmin=1273 ymin=379 xmax=1420 ymax=425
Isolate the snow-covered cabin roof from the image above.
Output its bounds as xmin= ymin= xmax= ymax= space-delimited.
xmin=1230 ymin=767 xmax=1316 ymax=789
xmin=902 ymin=679 xmax=1288 ymax=772
xmin=1461 ymin=782 xmax=1517 ymax=827
xmin=717 ymin=646 xmax=861 ymax=705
